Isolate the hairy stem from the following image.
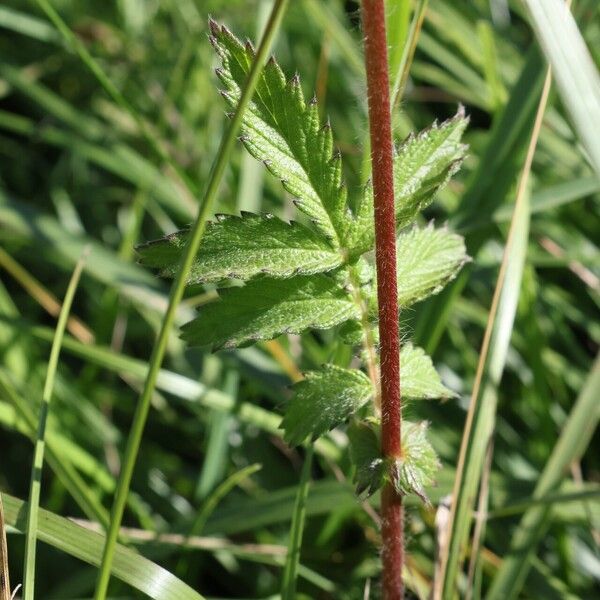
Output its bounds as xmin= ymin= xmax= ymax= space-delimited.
xmin=361 ymin=1 xmax=403 ymax=599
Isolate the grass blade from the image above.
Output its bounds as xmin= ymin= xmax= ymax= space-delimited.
xmin=414 ymin=46 xmax=546 ymax=354
xmin=22 ymin=249 xmax=87 ymax=600
xmin=436 ymin=189 xmax=530 ymax=598
xmin=33 ymin=0 xmax=198 ymax=200
xmin=93 ymin=4 xmax=290 ymax=597
xmin=0 ymin=494 xmax=9 ymax=600
xmin=437 ymin=34 xmax=562 ymax=588
xmin=178 ymin=464 xmax=262 ymax=577
xmin=0 ymin=246 xmax=93 ymax=344
xmin=0 ymin=6 xmax=60 ymax=44
xmin=281 ymin=445 xmax=314 ymax=600
xmin=524 ymin=0 xmax=600 ymax=175
xmin=302 ymin=0 xmax=364 ymax=77
xmin=487 ymin=353 xmax=600 ymax=599
xmin=437 ymin=73 xmax=549 ymax=594
xmin=391 ymin=0 xmax=429 ymax=106
xmin=1 ymin=493 xmax=206 ymax=600
xmin=0 ymin=371 xmax=110 ymax=527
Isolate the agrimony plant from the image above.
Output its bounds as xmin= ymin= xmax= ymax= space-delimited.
xmin=138 ymin=19 xmax=469 ymax=590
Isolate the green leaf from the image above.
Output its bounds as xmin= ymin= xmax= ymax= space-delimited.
xmin=393 ymin=111 xmax=467 ymax=227
xmin=348 ymin=419 xmax=385 ymax=497
xmin=523 ymin=0 xmax=600 ymax=176
xmin=440 ymin=191 xmax=531 ymax=598
xmin=182 ymin=275 xmax=360 ymax=350
xmin=487 ymin=354 xmax=600 ymax=600
xmin=401 ymin=343 xmax=455 ymax=400
xmin=211 ymin=24 xmax=349 ymax=245
xmin=281 ymin=366 xmax=373 ymax=446
xmin=391 ymin=421 xmax=440 ymax=503
xmin=137 ymin=213 xmax=344 ymax=283
xmin=1 ymin=492 xmax=206 ymax=600
xmin=397 ymin=223 xmax=469 ymax=306
xmin=347 ymin=109 xmax=468 ymax=254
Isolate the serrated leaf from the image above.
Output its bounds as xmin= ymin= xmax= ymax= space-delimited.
xmin=391 ymin=421 xmax=440 ymax=503
xmin=211 ymin=23 xmax=348 ymax=245
xmin=401 ymin=344 xmax=456 ymax=400
xmin=282 ymin=367 xmax=373 ymax=446
xmin=397 ymin=223 xmax=469 ymax=306
xmin=136 ymin=213 xmax=344 ymax=283
xmin=348 ymin=419 xmax=385 ymax=497
xmin=347 ymin=109 xmax=468 ymax=254
xmin=394 ymin=109 xmax=468 ymax=227
xmin=181 ymin=274 xmax=360 ymax=350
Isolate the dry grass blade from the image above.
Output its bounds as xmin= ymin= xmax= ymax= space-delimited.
xmin=0 ymin=247 xmax=94 ymax=344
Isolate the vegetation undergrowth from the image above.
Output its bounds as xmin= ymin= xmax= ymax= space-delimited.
xmin=138 ymin=12 xmax=469 ymax=596
xmin=0 ymin=1 xmax=598 ymax=599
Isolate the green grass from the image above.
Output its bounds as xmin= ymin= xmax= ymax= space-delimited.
xmin=0 ymin=1 xmax=598 ymax=598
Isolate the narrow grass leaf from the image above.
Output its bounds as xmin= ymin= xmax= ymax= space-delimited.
xmin=22 ymin=250 xmax=87 ymax=600
xmin=302 ymin=0 xmax=364 ymax=77
xmin=0 ymin=494 xmax=9 ymax=600
xmin=523 ymin=0 xmax=600 ymax=175
xmin=487 ymin=354 xmax=600 ymax=599
xmin=1 ymin=493 xmax=205 ymax=600
xmin=416 ymin=47 xmax=546 ymax=355
xmin=177 ymin=464 xmax=262 ymax=577
xmin=0 ymin=371 xmax=110 ymax=527
xmin=0 ymin=6 xmax=60 ymax=43
xmin=94 ymin=8 xmax=290 ymax=596
xmin=281 ymin=445 xmax=314 ymax=600
xmin=438 ymin=193 xmax=530 ymax=599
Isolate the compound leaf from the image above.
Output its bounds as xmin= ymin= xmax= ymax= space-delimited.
xmin=394 ymin=108 xmax=468 ymax=228
xmin=348 ymin=419 xmax=384 ymax=497
xmin=211 ymin=21 xmax=349 ymax=246
xmin=282 ymin=366 xmax=373 ymax=446
xmin=137 ymin=213 xmax=344 ymax=283
xmin=347 ymin=108 xmax=468 ymax=254
xmin=182 ymin=274 xmax=360 ymax=350
xmin=397 ymin=223 xmax=469 ymax=306
xmin=401 ymin=344 xmax=456 ymax=400
xmin=391 ymin=421 xmax=440 ymax=503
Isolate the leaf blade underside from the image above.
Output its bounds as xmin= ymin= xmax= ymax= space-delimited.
xmin=211 ymin=23 xmax=349 ymax=245
xmin=282 ymin=366 xmax=374 ymax=446
xmin=137 ymin=213 xmax=344 ymax=283
xmin=401 ymin=343 xmax=456 ymax=400
xmin=181 ymin=274 xmax=360 ymax=350
xmin=396 ymin=223 xmax=469 ymax=306
xmin=348 ymin=109 xmax=468 ymax=254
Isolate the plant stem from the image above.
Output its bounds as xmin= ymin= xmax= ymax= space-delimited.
xmin=361 ymin=1 xmax=403 ymax=598
xmin=92 ymin=3 xmax=290 ymax=598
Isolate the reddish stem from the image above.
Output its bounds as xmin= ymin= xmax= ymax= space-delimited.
xmin=361 ymin=1 xmax=403 ymax=598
